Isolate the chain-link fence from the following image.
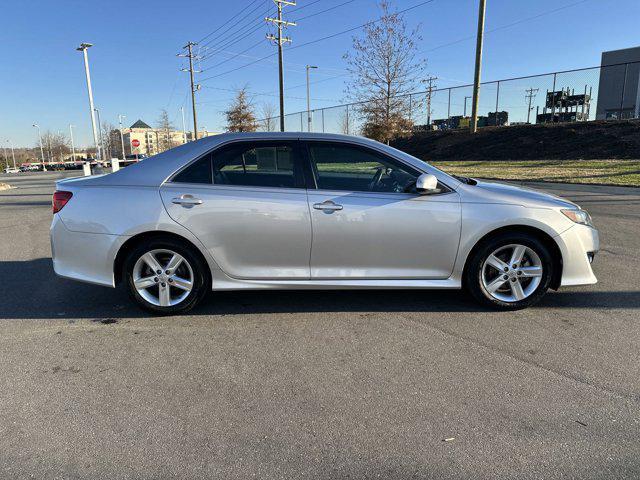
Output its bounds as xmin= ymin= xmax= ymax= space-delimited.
xmin=257 ymin=61 xmax=640 ymax=134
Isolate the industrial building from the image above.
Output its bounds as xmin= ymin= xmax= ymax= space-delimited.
xmin=595 ymin=46 xmax=640 ymax=120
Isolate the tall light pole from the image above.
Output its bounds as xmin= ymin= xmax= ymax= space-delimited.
xmin=76 ymin=43 xmax=100 ymax=160
xmin=470 ymin=0 xmax=487 ymax=133
xmin=69 ymin=124 xmax=76 ymax=162
xmin=306 ymin=65 xmax=318 ymax=132
xmin=94 ymin=108 xmax=104 ymax=160
xmin=32 ymin=124 xmax=45 ymax=171
xmin=118 ymin=114 xmax=126 ymax=159
xmin=180 ymin=106 xmax=187 ymax=143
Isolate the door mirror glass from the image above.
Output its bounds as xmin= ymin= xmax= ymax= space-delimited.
xmin=416 ymin=173 xmax=439 ymax=194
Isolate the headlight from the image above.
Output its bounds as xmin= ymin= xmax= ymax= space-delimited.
xmin=561 ymin=209 xmax=594 ymax=227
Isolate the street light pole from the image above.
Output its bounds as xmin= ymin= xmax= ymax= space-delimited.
xmin=69 ymin=124 xmax=76 ymax=162
xmin=118 ymin=114 xmax=126 ymax=159
xmin=306 ymin=65 xmax=318 ymax=132
xmin=32 ymin=124 xmax=45 ymax=171
xmin=76 ymin=43 xmax=100 ymax=161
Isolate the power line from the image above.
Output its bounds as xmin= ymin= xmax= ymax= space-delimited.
xmin=199 ymin=0 xmax=437 ymax=82
xmin=196 ymin=0 xmax=262 ymax=44
xmin=289 ymin=0 xmax=436 ymax=51
xmin=291 ymin=0 xmax=357 ymax=22
xmin=201 ymin=2 xmax=273 ymax=53
xmin=426 ymin=0 xmax=591 ymax=53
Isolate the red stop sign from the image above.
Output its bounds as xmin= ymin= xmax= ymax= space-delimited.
xmin=131 ymin=139 xmax=140 ymax=148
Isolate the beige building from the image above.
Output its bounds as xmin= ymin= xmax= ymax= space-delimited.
xmin=111 ymin=120 xmax=218 ymax=157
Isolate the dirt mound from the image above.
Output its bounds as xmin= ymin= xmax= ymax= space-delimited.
xmin=391 ymin=120 xmax=640 ymax=161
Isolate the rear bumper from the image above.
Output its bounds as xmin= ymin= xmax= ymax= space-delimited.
xmin=50 ymin=215 xmax=124 ymax=287
xmin=556 ymin=224 xmax=599 ymax=287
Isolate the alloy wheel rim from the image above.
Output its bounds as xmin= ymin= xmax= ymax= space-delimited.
xmin=481 ymin=244 xmax=543 ymax=303
xmin=133 ymin=249 xmax=194 ymax=307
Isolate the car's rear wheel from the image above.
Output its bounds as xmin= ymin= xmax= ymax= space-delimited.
xmin=464 ymin=232 xmax=554 ymax=310
xmin=123 ymin=237 xmax=210 ymax=315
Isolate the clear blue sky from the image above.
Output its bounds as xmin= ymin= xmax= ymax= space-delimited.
xmin=1 ymin=0 xmax=638 ymax=148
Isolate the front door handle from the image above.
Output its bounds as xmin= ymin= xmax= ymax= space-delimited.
xmin=172 ymin=194 xmax=203 ymax=207
xmin=313 ymin=200 xmax=343 ymax=212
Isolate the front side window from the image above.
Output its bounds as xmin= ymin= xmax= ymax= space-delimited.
xmin=213 ymin=143 xmax=302 ymax=189
xmin=308 ymin=142 xmax=419 ymax=193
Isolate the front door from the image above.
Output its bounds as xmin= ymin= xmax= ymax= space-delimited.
xmin=305 ymin=141 xmax=461 ymax=279
xmin=160 ymin=140 xmax=312 ymax=279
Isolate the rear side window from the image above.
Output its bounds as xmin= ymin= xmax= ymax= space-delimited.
xmin=212 ymin=142 xmax=303 ymax=189
xmin=172 ymin=154 xmax=212 ymax=184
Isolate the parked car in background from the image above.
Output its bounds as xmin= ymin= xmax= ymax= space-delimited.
xmin=4 ymin=167 xmax=19 ymax=174
xmin=50 ymin=132 xmax=599 ymax=315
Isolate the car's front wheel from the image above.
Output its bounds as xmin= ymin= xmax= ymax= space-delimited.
xmin=464 ymin=232 xmax=554 ymax=310
xmin=123 ymin=237 xmax=210 ymax=315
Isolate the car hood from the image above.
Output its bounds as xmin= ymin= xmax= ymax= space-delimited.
xmin=463 ymin=180 xmax=579 ymax=209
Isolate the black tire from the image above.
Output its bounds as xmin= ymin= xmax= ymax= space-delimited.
xmin=123 ymin=236 xmax=210 ymax=315
xmin=464 ymin=232 xmax=554 ymax=310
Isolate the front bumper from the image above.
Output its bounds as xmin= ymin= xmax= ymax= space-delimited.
xmin=50 ymin=215 xmax=124 ymax=287
xmin=556 ymin=224 xmax=599 ymax=287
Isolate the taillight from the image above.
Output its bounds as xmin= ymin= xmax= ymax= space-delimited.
xmin=52 ymin=191 xmax=73 ymax=214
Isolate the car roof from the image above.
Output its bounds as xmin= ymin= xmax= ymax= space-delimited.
xmin=77 ymin=132 xmax=441 ymax=188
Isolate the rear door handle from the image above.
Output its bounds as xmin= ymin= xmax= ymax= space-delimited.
xmin=313 ymin=200 xmax=343 ymax=212
xmin=172 ymin=194 xmax=203 ymax=207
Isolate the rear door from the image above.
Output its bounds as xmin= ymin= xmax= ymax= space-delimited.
xmin=305 ymin=141 xmax=461 ymax=279
xmin=160 ymin=140 xmax=312 ymax=279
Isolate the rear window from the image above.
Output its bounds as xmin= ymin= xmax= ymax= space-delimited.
xmin=172 ymin=154 xmax=212 ymax=184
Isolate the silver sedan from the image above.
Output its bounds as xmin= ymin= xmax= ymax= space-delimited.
xmin=50 ymin=132 xmax=598 ymax=314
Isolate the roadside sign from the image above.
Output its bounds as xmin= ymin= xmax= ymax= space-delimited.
xmin=131 ymin=139 xmax=140 ymax=148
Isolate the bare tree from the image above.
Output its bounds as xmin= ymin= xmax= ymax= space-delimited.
xmin=344 ymin=0 xmax=426 ymax=143
xmin=156 ymin=109 xmax=178 ymax=152
xmin=260 ymin=102 xmax=277 ymax=132
xmin=101 ymin=122 xmax=118 ymax=159
xmin=41 ymin=130 xmax=70 ymax=162
xmin=225 ymin=87 xmax=258 ymax=132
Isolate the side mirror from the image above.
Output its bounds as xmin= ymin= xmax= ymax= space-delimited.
xmin=416 ymin=173 xmax=439 ymax=194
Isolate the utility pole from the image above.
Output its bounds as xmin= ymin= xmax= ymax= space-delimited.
xmin=178 ymin=42 xmax=201 ymax=140
xmin=180 ymin=106 xmax=188 ymax=143
xmin=76 ymin=43 xmax=100 ymax=161
xmin=424 ymin=76 xmax=438 ymax=126
xmin=69 ymin=125 xmax=76 ymax=162
xmin=118 ymin=114 xmax=126 ymax=159
xmin=306 ymin=65 xmax=318 ymax=132
xmin=32 ymin=124 xmax=45 ymax=171
xmin=525 ymin=87 xmax=539 ymax=124
xmin=470 ymin=0 xmax=487 ymax=133
xmin=266 ymin=0 xmax=296 ymax=132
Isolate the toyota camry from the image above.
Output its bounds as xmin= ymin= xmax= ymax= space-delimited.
xmin=50 ymin=132 xmax=598 ymax=314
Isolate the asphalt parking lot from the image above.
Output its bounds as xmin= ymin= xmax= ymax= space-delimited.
xmin=1 ymin=170 xmax=639 ymax=479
